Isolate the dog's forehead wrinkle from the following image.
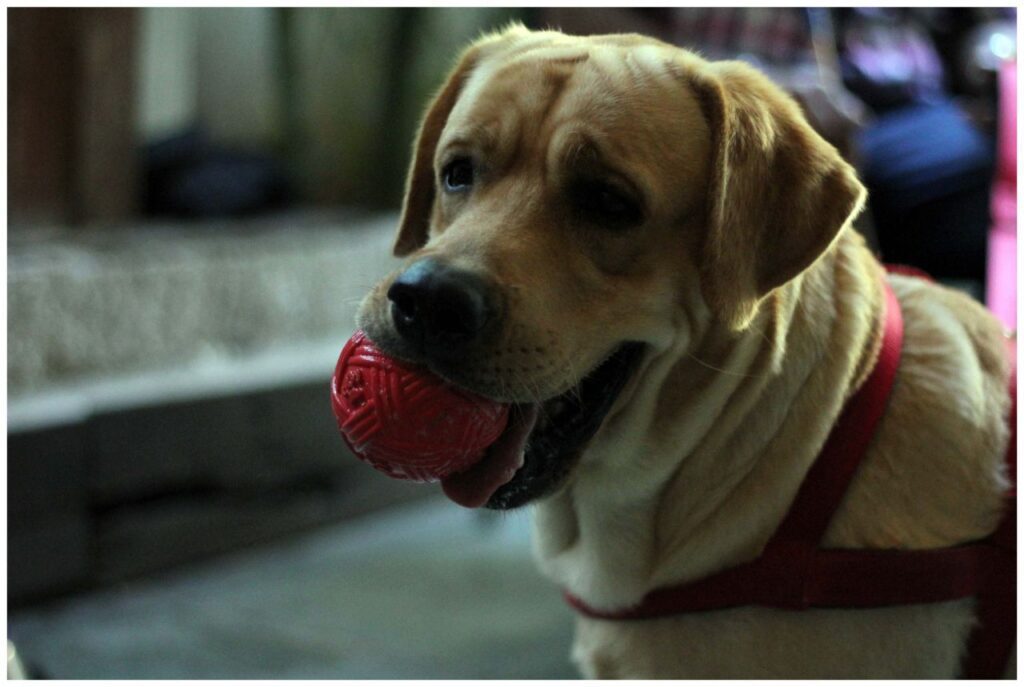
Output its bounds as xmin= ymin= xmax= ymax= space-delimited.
xmin=437 ymin=123 xmax=498 ymax=159
xmin=449 ymin=51 xmax=702 ymax=214
xmin=474 ymin=58 xmax=581 ymax=139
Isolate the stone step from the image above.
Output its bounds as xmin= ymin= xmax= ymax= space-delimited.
xmin=6 ymin=211 xmax=427 ymax=606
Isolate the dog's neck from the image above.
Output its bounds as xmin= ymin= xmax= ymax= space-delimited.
xmin=532 ymin=228 xmax=884 ymax=610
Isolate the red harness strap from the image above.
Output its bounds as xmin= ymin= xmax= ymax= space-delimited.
xmin=565 ymin=280 xmax=1017 ymax=679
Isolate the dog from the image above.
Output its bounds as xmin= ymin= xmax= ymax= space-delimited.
xmin=356 ymin=25 xmax=1015 ymax=678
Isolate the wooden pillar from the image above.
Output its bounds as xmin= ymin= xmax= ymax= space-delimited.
xmin=8 ymin=8 xmax=138 ymax=227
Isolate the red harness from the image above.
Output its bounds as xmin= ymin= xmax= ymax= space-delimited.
xmin=566 ymin=277 xmax=1017 ymax=679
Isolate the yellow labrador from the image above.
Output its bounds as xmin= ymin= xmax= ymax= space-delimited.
xmin=356 ymin=25 xmax=1015 ymax=678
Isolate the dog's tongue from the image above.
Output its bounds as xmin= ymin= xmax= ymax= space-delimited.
xmin=441 ymin=404 xmax=539 ymax=508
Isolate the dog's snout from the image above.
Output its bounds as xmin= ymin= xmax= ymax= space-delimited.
xmin=387 ymin=258 xmax=501 ymax=357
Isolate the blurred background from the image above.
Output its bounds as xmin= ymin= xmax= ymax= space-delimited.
xmin=6 ymin=7 xmax=1017 ymax=679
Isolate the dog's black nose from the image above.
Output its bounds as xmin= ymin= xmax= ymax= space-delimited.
xmin=387 ymin=258 xmax=500 ymax=357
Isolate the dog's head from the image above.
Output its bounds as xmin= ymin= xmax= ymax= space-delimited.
xmin=357 ymin=26 xmax=865 ymax=509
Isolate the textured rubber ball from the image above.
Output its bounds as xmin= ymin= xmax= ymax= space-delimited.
xmin=330 ymin=330 xmax=510 ymax=482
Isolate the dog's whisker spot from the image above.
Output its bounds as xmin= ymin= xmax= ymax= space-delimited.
xmin=685 ymin=351 xmax=766 ymax=379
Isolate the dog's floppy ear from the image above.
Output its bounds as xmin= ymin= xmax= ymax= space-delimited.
xmin=691 ymin=61 xmax=866 ymax=330
xmin=394 ymin=23 xmax=534 ymax=256
xmin=393 ymin=44 xmax=483 ymax=256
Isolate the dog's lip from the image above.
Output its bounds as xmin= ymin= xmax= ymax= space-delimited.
xmin=481 ymin=341 xmax=646 ymax=510
xmin=440 ymin=404 xmax=540 ymax=508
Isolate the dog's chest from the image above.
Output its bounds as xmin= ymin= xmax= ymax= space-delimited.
xmin=572 ymin=599 xmax=979 ymax=679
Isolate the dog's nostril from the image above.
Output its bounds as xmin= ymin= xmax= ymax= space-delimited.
xmin=390 ymin=288 xmax=418 ymax=322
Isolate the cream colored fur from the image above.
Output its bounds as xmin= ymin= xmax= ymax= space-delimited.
xmin=367 ymin=25 xmax=1016 ymax=679
xmin=535 ymin=229 xmax=1013 ymax=678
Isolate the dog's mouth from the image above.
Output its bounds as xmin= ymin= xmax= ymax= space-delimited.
xmin=441 ymin=342 xmax=645 ymax=510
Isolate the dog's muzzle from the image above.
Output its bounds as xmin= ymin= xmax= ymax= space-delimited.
xmin=379 ymin=256 xmax=644 ymax=509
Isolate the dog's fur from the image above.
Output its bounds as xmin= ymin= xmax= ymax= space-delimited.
xmin=358 ymin=25 xmax=1015 ymax=678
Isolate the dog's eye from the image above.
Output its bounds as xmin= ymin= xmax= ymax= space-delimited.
xmin=441 ymin=158 xmax=474 ymax=192
xmin=572 ymin=181 xmax=643 ymax=228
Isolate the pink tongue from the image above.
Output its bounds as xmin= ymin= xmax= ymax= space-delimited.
xmin=441 ymin=404 xmax=540 ymax=508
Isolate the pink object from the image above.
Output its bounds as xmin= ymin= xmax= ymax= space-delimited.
xmin=986 ymin=59 xmax=1016 ymax=330
xmin=331 ymin=330 xmax=510 ymax=482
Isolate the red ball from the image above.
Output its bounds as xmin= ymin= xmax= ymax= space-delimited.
xmin=330 ymin=330 xmax=510 ymax=482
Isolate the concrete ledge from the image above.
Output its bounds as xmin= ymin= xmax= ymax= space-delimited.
xmin=8 ymin=369 xmax=427 ymax=606
xmin=8 ymin=209 xmax=401 ymax=397
xmin=8 ymin=337 xmax=346 ymax=433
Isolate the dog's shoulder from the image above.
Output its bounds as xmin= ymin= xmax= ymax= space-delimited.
xmin=826 ymin=273 xmax=1013 ymax=550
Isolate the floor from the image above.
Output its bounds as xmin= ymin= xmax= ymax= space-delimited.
xmin=8 ymin=497 xmax=579 ymax=679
